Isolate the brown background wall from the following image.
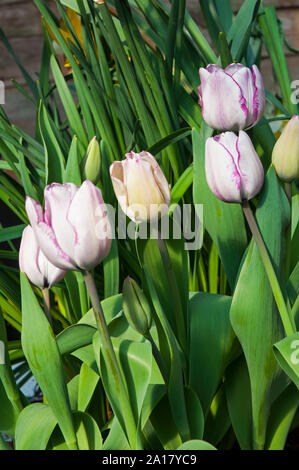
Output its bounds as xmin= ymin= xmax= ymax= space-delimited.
xmin=0 ymin=0 xmax=298 ymax=134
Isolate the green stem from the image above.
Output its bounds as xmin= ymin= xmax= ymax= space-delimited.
xmin=242 ymin=201 xmax=295 ymax=337
xmin=284 ymin=182 xmax=292 ymax=280
xmin=83 ymin=271 xmax=138 ymax=449
xmin=284 ymin=182 xmax=292 ymax=206
xmin=42 ymin=288 xmax=52 ymax=327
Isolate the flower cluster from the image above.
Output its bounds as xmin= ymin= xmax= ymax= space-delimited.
xmin=199 ymin=62 xmax=299 ymax=201
xmin=199 ymin=63 xmax=265 ymax=203
xmin=20 ymin=63 xmax=299 ymax=290
xmin=19 ymin=151 xmax=170 ymax=289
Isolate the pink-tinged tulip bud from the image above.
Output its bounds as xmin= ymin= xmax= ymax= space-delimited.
xmin=110 ymin=151 xmax=171 ymax=223
xmin=19 ymin=225 xmax=66 ymax=288
xmin=25 ymin=181 xmax=112 ymax=272
xmin=205 ymin=131 xmax=264 ymax=203
xmin=272 ymin=115 xmax=299 ymax=182
xmin=198 ymin=63 xmax=265 ymax=131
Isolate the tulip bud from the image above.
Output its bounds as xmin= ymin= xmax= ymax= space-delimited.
xmin=272 ymin=115 xmax=299 ymax=182
xmin=205 ymin=131 xmax=264 ymax=203
xmin=110 ymin=151 xmax=171 ymax=223
xmin=198 ymin=63 xmax=265 ymax=131
xmin=84 ymin=137 xmax=101 ymax=185
xmin=19 ymin=226 xmax=66 ymax=288
xmin=122 ymin=277 xmax=152 ymax=336
xmin=25 ymin=181 xmax=112 ymax=272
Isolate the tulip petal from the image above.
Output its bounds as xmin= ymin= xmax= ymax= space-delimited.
xmin=44 ymin=183 xmax=78 ymax=259
xmin=110 ymin=161 xmax=129 ymax=217
xmin=25 ymin=197 xmax=44 ymax=226
xmin=19 ymin=226 xmax=45 ymax=288
xmin=200 ymin=67 xmax=248 ymax=131
xmin=205 ymin=135 xmax=243 ymax=203
xmin=33 ymin=221 xmax=75 ymax=271
xmin=139 ymin=151 xmax=171 ymax=206
xmin=228 ymin=66 xmax=255 ymax=127
xmin=37 ymin=250 xmax=66 ymax=287
xmin=225 ymin=63 xmax=245 ymax=76
xmin=251 ymin=65 xmax=265 ymax=126
xmin=67 ymin=180 xmax=112 ymax=270
xmin=237 ymin=131 xmax=264 ymax=199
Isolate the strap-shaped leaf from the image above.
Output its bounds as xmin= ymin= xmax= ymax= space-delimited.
xmin=230 ymin=166 xmax=290 ymax=449
xmin=273 ymin=332 xmax=299 ymax=389
xmin=20 ymin=273 xmax=77 ymax=449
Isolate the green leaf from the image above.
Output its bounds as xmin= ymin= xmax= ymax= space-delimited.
xmin=273 ymin=332 xmax=299 ymax=389
xmin=93 ymin=333 xmax=152 ymax=449
xmin=103 ymin=237 xmax=119 ymax=298
xmin=227 ymin=0 xmax=261 ymax=62
xmin=50 ymin=55 xmax=88 ymax=152
xmin=189 ymin=292 xmax=235 ymax=414
xmin=204 ymin=385 xmax=231 ymax=446
xmin=72 ymin=411 xmax=102 ymax=450
xmin=102 ymin=417 xmax=130 ymax=450
xmin=0 ymin=378 xmax=20 ymax=436
xmin=0 ymin=306 xmax=23 ymax=434
xmin=230 ymin=166 xmax=289 ymax=449
xmin=150 ymin=393 xmax=182 ymax=450
xmin=15 ymin=403 xmax=57 ymax=450
xmin=147 ymin=127 xmax=191 ymax=158
xmin=170 ymin=163 xmax=193 ymax=207
xmin=137 ymin=224 xmax=189 ymax=355
xmin=20 ymin=273 xmax=77 ymax=449
xmin=192 ymin=127 xmax=247 ymax=289
xmin=56 ymin=324 xmax=96 ymax=356
xmin=78 ymin=294 xmax=123 ymax=327
xmin=78 ymin=363 xmax=99 ymax=412
xmin=225 ymin=356 xmax=253 ymax=450
xmin=259 ymin=6 xmax=298 ymax=115
xmin=38 ymin=102 xmax=65 ymax=184
xmin=184 ymin=387 xmax=204 ymax=440
xmin=64 ymin=136 xmax=82 ymax=186
xmin=265 ymin=383 xmax=299 ymax=450
xmin=0 ymin=225 xmax=26 ymax=244
xmin=177 ymin=439 xmax=217 ymax=450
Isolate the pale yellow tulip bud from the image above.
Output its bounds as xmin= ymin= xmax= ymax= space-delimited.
xmin=272 ymin=115 xmax=299 ymax=182
xmin=110 ymin=151 xmax=171 ymax=223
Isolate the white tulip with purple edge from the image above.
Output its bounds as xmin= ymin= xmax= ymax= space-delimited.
xmin=198 ymin=63 xmax=265 ymax=131
xmin=19 ymin=225 xmax=66 ymax=288
xmin=205 ymin=131 xmax=264 ymax=203
xmin=25 ymin=180 xmax=112 ymax=272
xmin=110 ymin=151 xmax=171 ymax=223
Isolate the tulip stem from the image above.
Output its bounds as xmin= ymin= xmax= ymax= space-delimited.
xmin=242 ymin=201 xmax=295 ymax=337
xmin=284 ymin=182 xmax=292 ymax=206
xmin=42 ymin=288 xmax=52 ymax=327
xmin=83 ymin=271 xmax=138 ymax=449
xmin=284 ymin=182 xmax=292 ymax=280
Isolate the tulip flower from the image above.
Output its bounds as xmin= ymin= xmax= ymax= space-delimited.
xmin=122 ymin=277 xmax=152 ymax=336
xmin=25 ymin=181 xmax=112 ymax=272
xmin=198 ymin=63 xmax=265 ymax=131
xmin=19 ymin=225 xmax=66 ymax=288
xmin=205 ymin=131 xmax=264 ymax=203
xmin=272 ymin=115 xmax=299 ymax=182
xmin=110 ymin=151 xmax=171 ymax=223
